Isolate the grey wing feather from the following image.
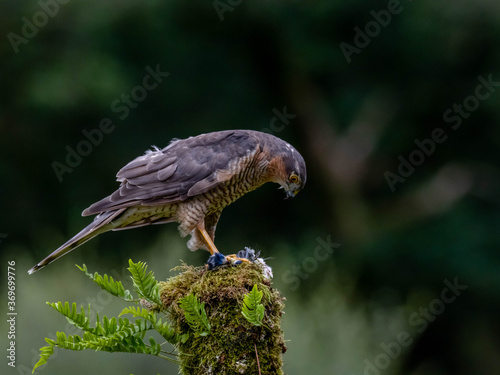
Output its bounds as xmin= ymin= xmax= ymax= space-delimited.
xmin=82 ymin=130 xmax=258 ymax=216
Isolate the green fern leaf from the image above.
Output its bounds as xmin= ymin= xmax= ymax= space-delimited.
xmin=33 ymin=324 xmax=177 ymax=372
xmin=120 ymin=306 xmax=156 ymax=321
xmin=128 ymin=260 xmax=160 ymax=304
xmin=119 ymin=306 xmax=179 ymax=344
xmin=77 ymin=264 xmax=133 ymax=301
xmin=32 ymin=341 xmax=55 ymax=373
xmin=241 ymin=285 xmax=265 ymax=326
xmin=47 ymin=302 xmax=97 ymax=334
xmin=33 ymin=260 xmax=182 ymax=373
xmin=155 ymin=320 xmax=178 ymax=344
xmin=179 ymin=294 xmax=211 ymax=336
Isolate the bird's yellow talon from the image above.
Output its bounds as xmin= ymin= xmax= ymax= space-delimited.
xmin=225 ymin=254 xmax=251 ymax=264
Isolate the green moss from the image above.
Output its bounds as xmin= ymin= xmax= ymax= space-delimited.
xmin=159 ymin=262 xmax=286 ymax=374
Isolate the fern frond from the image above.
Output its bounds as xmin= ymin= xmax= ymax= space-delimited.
xmin=32 ymin=340 xmax=55 ymax=373
xmin=155 ymin=320 xmax=179 ymax=344
xmin=33 ymin=260 xmax=183 ymax=373
xmin=77 ymin=264 xmax=134 ymax=301
xmin=242 ymin=285 xmax=265 ymax=327
xmin=47 ymin=301 xmax=156 ymax=339
xmin=179 ymin=294 xmax=211 ymax=336
xmin=34 ymin=329 xmax=179 ymax=372
xmin=47 ymin=302 xmax=100 ymax=335
xmin=119 ymin=306 xmax=180 ymax=342
xmin=120 ymin=306 xmax=156 ymax=321
xmin=128 ymin=260 xmax=160 ymax=304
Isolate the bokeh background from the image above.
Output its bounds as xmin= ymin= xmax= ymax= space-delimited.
xmin=2 ymin=1 xmax=500 ymax=374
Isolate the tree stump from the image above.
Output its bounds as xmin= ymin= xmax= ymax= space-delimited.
xmin=159 ymin=256 xmax=286 ymax=375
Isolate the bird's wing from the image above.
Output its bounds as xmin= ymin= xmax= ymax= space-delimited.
xmin=82 ymin=130 xmax=259 ymax=216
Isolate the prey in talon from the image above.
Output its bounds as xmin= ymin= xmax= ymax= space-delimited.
xmin=28 ymin=130 xmax=306 ymax=274
xmin=206 ymin=249 xmax=257 ymax=270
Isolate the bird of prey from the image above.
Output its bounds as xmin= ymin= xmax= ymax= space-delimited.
xmin=28 ymin=129 xmax=306 ymax=274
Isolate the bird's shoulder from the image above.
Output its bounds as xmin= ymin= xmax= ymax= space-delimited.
xmin=116 ymin=130 xmax=260 ymax=181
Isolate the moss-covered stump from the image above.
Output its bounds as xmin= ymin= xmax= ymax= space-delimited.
xmin=159 ymin=261 xmax=286 ymax=374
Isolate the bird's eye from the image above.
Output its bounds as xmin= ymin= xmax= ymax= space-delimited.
xmin=289 ymin=174 xmax=299 ymax=184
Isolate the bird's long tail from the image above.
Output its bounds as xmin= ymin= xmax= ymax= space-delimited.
xmin=28 ymin=209 xmax=125 ymax=274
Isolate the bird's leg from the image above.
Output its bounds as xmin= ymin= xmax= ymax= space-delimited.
xmin=197 ymin=222 xmax=220 ymax=255
xmin=198 ymin=221 xmax=252 ymax=270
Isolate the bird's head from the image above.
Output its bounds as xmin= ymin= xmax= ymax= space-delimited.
xmin=270 ymin=144 xmax=307 ymax=199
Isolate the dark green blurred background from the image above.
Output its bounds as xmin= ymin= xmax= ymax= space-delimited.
xmin=1 ymin=1 xmax=500 ymax=374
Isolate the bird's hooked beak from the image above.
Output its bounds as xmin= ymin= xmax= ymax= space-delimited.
xmin=279 ymin=184 xmax=300 ymax=199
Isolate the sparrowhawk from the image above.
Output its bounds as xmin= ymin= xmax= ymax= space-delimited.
xmin=28 ymin=129 xmax=306 ymax=274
